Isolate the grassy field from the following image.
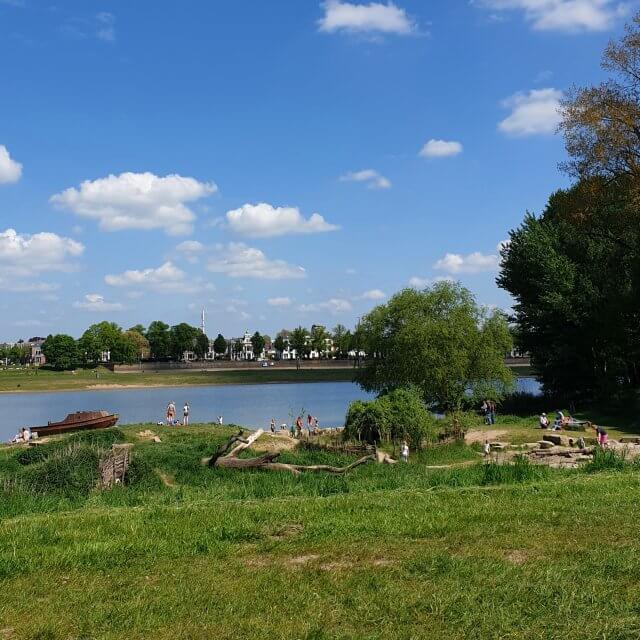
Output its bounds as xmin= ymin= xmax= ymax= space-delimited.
xmin=0 ymin=366 xmax=356 ymax=393
xmin=2 ymin=422 xmax=640 ymax=638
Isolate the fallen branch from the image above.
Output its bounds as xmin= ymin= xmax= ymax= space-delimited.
xmin=204 ymin=429 xmax=395 ymax=474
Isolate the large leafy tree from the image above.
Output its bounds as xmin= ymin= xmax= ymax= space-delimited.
xmin=332 ymin=324 xmax=350 ymax=358
xmin=310 ymin=325 xmax=328 ymax=357
xmin=146 ymin=321 xmax=171 ymax=361
xmin=169 ymin=323 xmax=200 ymax=360
xmin=290 ymin=326 xmax=309 ymax=369
xmin=122 ymin=329 xmax=150 ymax=361
xmin=213 ymin=334 xmax=227 ymax=357
xmin=355 ymin=282 xmax=513 ymax=410
xmin=273 ymin=334 xmax=286 ymax=359
xmin=250 ymin=332 xmax=265 ymax=360
xmin=78 ymin=321 xmax=125 ymax=364
xmin=498 ymin=183 xmax=640 ymax=398
xmin=41 ymin=334 xmax=78 ymax=370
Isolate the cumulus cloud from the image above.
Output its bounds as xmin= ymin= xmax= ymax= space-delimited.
xmin=176 ymin=240 xmax=205 ymax=253
xmin=0 ymin=228 xmax=84 ymax=277
xmin=498 ymin=88 xmax=562 ymax=136
xmin=0 ymin=145 xmax=22 ymax=184
xmin=73 ymin=293 xmax=123 ymax=312
xmin=318 ymin=0 xmax=416 ymax=35
xmin=226 ymin=203 xmax=338 ymax=238
xmin=50 ymin=172 xmax=217 ymax=236
xmin=433 ymin=252 xmax=500 ymax=274
xmin=361 ymin=289 xmax=386 ymax=300
xmin=419 ymin=139 xmax=463 ymax=158
xmin=208 ymin=243 xmax=306 ymax=280
xmin=300 ymin=298 xmax=353 ymax=314
xmin=105 ymin=261 xmax=205 ymax=294
xmin=268 ymin=297 xmax=292 ymax=306
xmin=474 ymin=0 xmax=627 ymax=32
xmin=408 ymin=275 xmax=454 ymax=288
xmin=340 ymin=169 xmax=391 ymax=190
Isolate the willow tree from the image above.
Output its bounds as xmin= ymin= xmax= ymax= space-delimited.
xmin=355 ymin=282 xmax=513 ymax=411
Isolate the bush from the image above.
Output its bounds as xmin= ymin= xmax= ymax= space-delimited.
xmin=480 ymin=456 xmax=550 ymax=485
xmin=585 ymin=448 xmax=628 ymax=473
xmin=21 ymin=444 xmax=101 ymax=497
xmin=343 ymin=388 xmax=437 ymax=448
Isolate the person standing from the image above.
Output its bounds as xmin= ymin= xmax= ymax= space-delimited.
xmin=270 ymin=418 xmax=276 ymax=433
xmin=400 ymin=440 xmax=409 ymax=462
xmin=183 ymin=402 xmax=190 ymax=426
xmin=166 ymin=402 xmax=175 ymax=425
xmin=483 ymin=439 xmax=491 ymax=459
xmin=295 ymin=415 xmax=303 ymax=439
xmin=594 ymin=424 xmax=608 ymax=447
xmin=218 ymin=415 xmax=223 ymax=425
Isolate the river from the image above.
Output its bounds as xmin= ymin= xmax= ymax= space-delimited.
xmin=0 ymin=377 xmax=541 ymax=441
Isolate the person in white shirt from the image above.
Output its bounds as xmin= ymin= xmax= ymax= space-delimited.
xmin=218 ymin=415 xmax=223 ymax=425
xmin=400 ymin=441 xmax=409 ymax=462
xmin=483 ymin=439 xmax=491 ymax=458
xmin=539 ymin=413 xmax=549 ymax=429
xmin=182 ymin=403 xmax=189 ymax=426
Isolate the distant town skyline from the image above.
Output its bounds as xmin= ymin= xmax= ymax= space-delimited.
xmin=0 ymin=0 xmax=633 ymax=341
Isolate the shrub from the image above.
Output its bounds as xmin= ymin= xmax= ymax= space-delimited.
xmin=585 ymin=448 xmax=628 ymax=473
xmin=20 ymin=444 xmax=101 ymax=497
xmin=480 ymin=456 xmax=550 ymax=485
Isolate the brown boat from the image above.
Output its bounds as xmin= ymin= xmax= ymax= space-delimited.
xmin=33 ymin=411 xmax=119 ymax=436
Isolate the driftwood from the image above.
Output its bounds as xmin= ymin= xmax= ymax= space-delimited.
xmin=204 ymin=429 xmax=395 ymax=475
xmin=99 ymin=443 xmax=133 ymax=489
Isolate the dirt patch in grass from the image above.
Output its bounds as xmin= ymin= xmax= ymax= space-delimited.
xmin=504 ymin=550 xmax=530 ymax=565
xmin=251 ymin=433 xmax=298 ymax=453
xmin=284 ymin=554 xmax=321 ymax=567
xmin=465 ymin=429 xmax=508 ymax=444
xmin=156 ymin=470 xmax=176 ymax=487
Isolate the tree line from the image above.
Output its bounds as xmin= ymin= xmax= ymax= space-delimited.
xmin=498 ymin=13 xmax=640 ymax=402
xmin=36 ymin=320 xmax=368 ymax=370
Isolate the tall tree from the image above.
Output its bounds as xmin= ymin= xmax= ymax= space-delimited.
xmin=195 ymin=331 xmax=209 ymax=359
xmin=250 ymin=332 xmax=265 ymax=360
xmin=213 ymin=334 xmax=227 ymax=358
xmin=290 ymin=326 xmax=309 ymax=370
xmin=310 ymin=325 xmax=328 ymax=357
xmin=146 ymin=321 xmax=171 ymax=361
xmin=41 ymin=334 xmax=78 ymax=370
xmin=169 ymin=323 xmax=199 ymax=360
xmin=355 ymin=282 xmax=513 ymax=411
xmin=332 ymin=324 xmax=350 ymax=358
xmin=122 ymin=329 xmax=150 ymax=360
xmin=273 ymin=334 xmax=286 ymax=359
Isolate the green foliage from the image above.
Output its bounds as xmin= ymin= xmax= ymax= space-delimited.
xmin=250 ymin=331 xmax=265 ymax=359
xmin=147 ymin=320 xmax=171 ymax=360
xmin=356 ymin=282 xmax=513 ymax=410
xmin=480 ymin=456 xmax=550 ymax=485
xmin=343 ymin=389 xmax=437 ymax=448
xmin=290 ymin=326 xmax=309 ymax=360
xmin=585 ymin=448 xmax=628 ymax=473
xmin=213 ymin=333 xmax=227 ymax=356
xmin=273 ymin=334 xmax=286 ymax=357
xmin=169 ymin=323 xmax=201 ymax=360
xmin=498 ymin=183 xmax=640 ymax=399
xmin=41 ymin=334 xmax=78 ymax=370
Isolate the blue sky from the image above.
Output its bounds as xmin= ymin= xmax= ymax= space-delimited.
xmin=0 ymin=0 xmax=634 ymax=340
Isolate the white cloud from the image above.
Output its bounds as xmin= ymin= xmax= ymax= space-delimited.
xmin=226 ymin=203 xmax=338 ymax=238
xmin=73 ymin=293 xmax=123 ymax=312
xmin=268 ymin=297 xmax=292 ymax=306
xmin=208 ymin=243 xmax=306 ymax=280
xmin=433 ymin=252 xmax=500 ymax=274
xmin=474 ymin=0 xmax=627 ymax=32
xmin=361 ymin=289 xmax=386 ymax=300
xmin=340 ymin=169 xmax=391 ymax=190
xmin=498 ymin=88 xmax=562 ymax=136
xmin=318 ymin=0 xmax=416 ymax=35
xmin=105 ymin=261 xmax=204 ymax=294
xmin=300 ymin=298 xmax=353 ymax=314
xmin=419 ymin=139 xmax=463 ymax=158
xmin=96 ymin=12 xmax=116 ymax=42
xmin=0 ymin=145 xmax=22 ymax=184
xmin=408 ymin=275 xmax=454 ymax=288
xmin=50 ymin=172 xmax=217 ymax=236
xmin=176 ymin=240 xmax=205 ymax=253
xmin=0 ymin=228 xmax=84 ymax=277
xmin=0 ymin=279 xmax=59 ymax=293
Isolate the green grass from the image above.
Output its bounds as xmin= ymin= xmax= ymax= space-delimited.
xmin=0 ymin=366 xmax=356 ymax=393
xmin=2 ymin=424 xmax=640 ymax=638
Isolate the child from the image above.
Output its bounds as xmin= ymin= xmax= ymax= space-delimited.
xmin=483 ymin=439 xmax=491 ymax=458
xmin=594 ymin=424 xmax=608 ymax=447
xmin=400 ymin=441 xmax=409 ymax=462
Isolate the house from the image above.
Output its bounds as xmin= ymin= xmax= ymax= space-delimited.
xmin=228 ymin=331 xmax=254 ymax=361
xmin=182 ymin=350 xmax=197 ymax=362
xmin=28 ymin=336 xmax=47 ymax=367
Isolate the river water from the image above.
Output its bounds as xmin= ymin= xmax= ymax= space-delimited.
xmin=0 ymin=378 xmax=541 ymax=441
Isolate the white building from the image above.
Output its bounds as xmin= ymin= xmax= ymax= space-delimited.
xmin=228 ymin=331 xmax=254 ymax=361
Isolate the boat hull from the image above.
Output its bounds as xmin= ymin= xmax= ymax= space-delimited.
xmin=33 ymin=412 xmax=119 ymax=436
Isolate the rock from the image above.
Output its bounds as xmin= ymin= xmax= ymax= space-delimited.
xmin=620 ymin=437 xmax=640 ymax=444
xmin=543 ymin=434 xmax=569 ymax=446
xmin=538 ymin=440 xmax=554 ymax=449
xmin=490 ymin=442 xmax=506 ymax=451
xmin=153 ymin=436 xmax=162 ymax=443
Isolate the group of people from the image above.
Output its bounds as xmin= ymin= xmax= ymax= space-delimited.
xmin=10 ymin=426 xmax=31 ymax=443
xmin=281 ymin=414 xmax=322 ymax=438
xmin=164 ymin=402 xmax=224 ymax=426
xmin=480 ymin=400 xmax=497 ymax=425
xmin=539 ymin=410 xmax=609 ymax=446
